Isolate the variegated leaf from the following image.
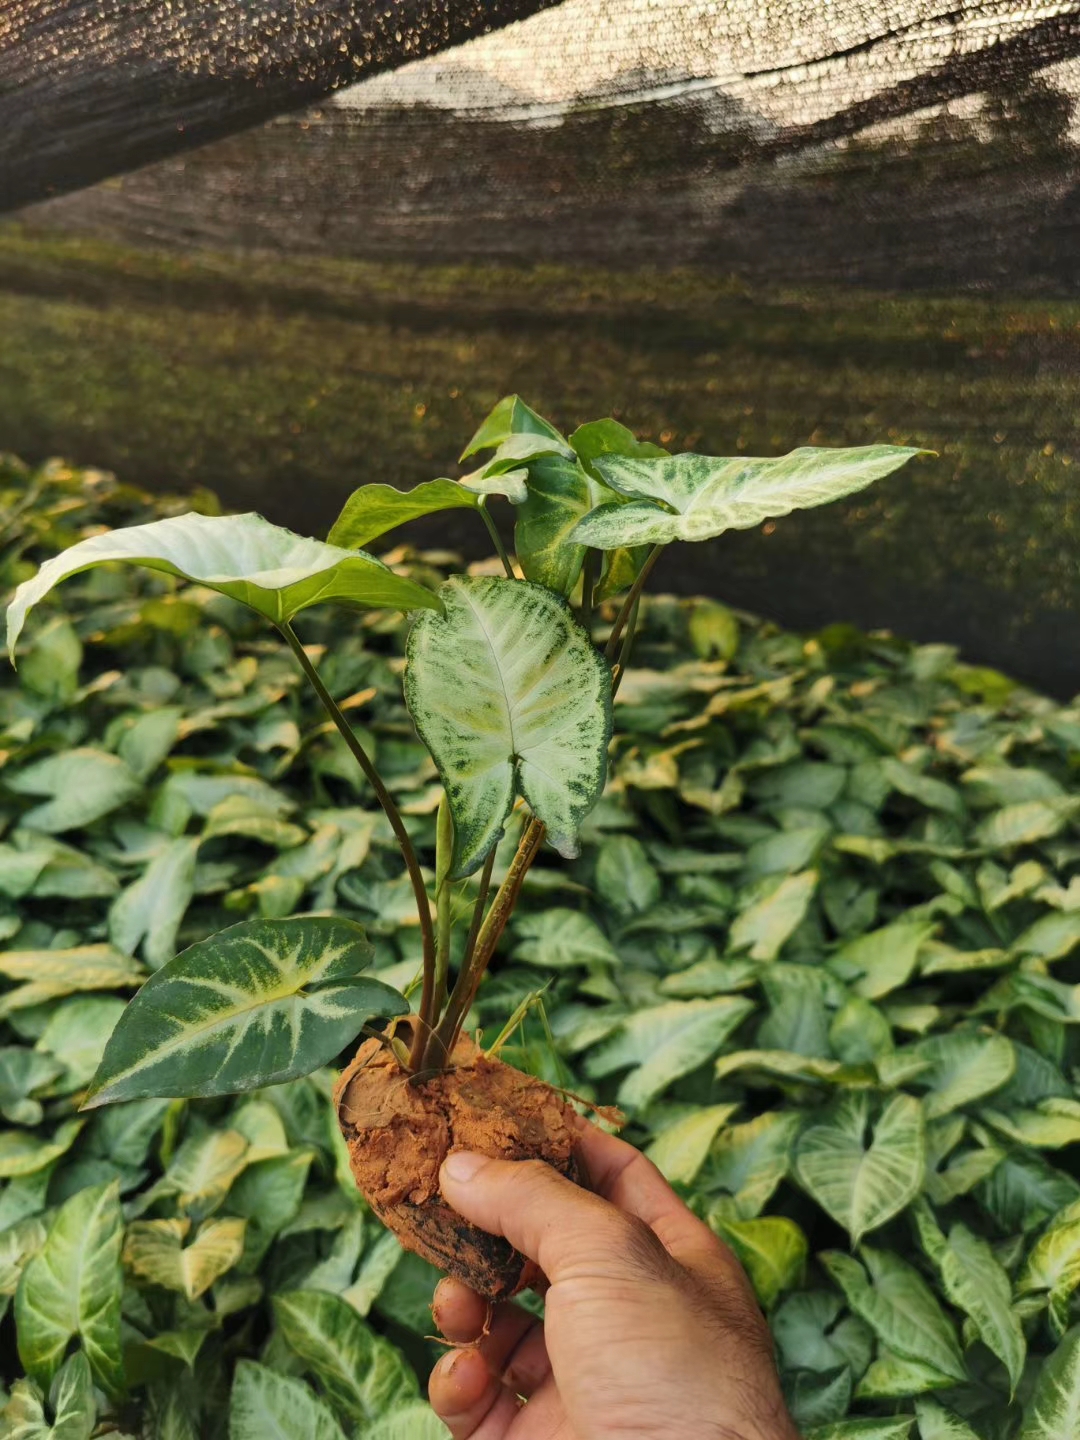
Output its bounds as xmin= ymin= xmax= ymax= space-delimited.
xmin=404 ymin=576 xmax=612 ymax=876
xmin=85 ymin=917 xmax=406 ymax=1107
xmin=123 ymin=1216 xmax=246 ymax=1299
xmin=570 ymin=445 xmax=925 ymax=548
xmin=7 ymin=511 xmax=439 ymax=659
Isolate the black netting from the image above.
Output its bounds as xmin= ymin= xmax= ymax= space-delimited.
xmin=3 ymin=1 xmax=1080 ymax=691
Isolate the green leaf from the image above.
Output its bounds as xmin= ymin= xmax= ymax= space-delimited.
xmin=910 ymin=1030 xmax=1015 ymax=1119
xmin=1018 ymin=1326 xmax=1080 ymax=1439
xmin=828 ymin=921 xmax=934 ymax=1000
xmin=645 ymin=1104 xmax=738 ymax=1186
xmin=594 ymin=834 xmax=661 ymax=915
xmin=364 ymin=1407 xmax=450 ymax=1440
xmin=1019 ymin=1217 xmax=1080 ymax=1332
xmin=820 ymin=1249 xmax=965 ymax=1381
xmin=514 ymin=456 xmax=598 ymax=597
xmin=920 ymin=1213 xmax=1026 ymax=1394
xmin=7 ymin=749 xmax=141 ymax=833
xmin=85 ymin=916 xmax=405 ymax=1107
xmin=702 ymin=1111 xmax=802 ymax=1217
xmin=7 ymin=511 xmax=440 ymax=659
xmin=124 ymin=1217 xmax=246 ymax=1299
xmin=1014 ymin=911 xmax=1080 ymax=963
xmin=0 ymin=945 xmax=144 ymax=1016
xmin=147 ymin=1126 xmax=250 ymax=1221
xmin=570 ymin=445 xmax=924 ymax=548
xmin=585 ymin=997 xmax=755 ymax=1110
xmin=459 ymin=394 xmax=565 ymax=460
xmin=976 ymin=799 xmax=1080 ymax=851
xmin=15 ymin=1181 xmax=124 ymax=1394
xmin=773 ymin=1290 xmax=873 ymax=1379
xmin=0 ymin=1119 xmax=85 ymax=1179
xmin=711 ymin=1214 xmax=807 ymax=1308
xmin=729 ymin=871 xmax=818 ymax=961
xmin=0 ymin=1351 xmax=96 ymax=1440
xmin=108 ymin=837 xmax=198 ymax=970
xmin=327 ymin=480 xmax=478 ymax=549
xmin=807 ymin=1423 xmax=913 ymax=1440
xmin=795 ymin=1094 xmax=925 ymax=1243
xmin=229 ymin=1361 xmax=347 ymax=1440
xmin=856 ymin=1349 xmax=955 ymax=1399
xmin=512 ymin=909 xmax=618 ymax=969
xmin=913 ymin=1399 xmax=982 ymax=1440
xmin=404 ymin=577 xmax=612 ymax=876
xmin=273 ymin=1289 xmax=417 ymax=1425
xmin=0 ymin=1047 xmax=63 ymax=1126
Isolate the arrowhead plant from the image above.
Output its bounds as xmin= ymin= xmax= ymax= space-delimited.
xmin=4 ymin=399 xmax=924 ymax=1112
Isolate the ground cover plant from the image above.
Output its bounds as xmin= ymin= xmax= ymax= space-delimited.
xmin=0 ymin=449 xmax=1080 ymax=1438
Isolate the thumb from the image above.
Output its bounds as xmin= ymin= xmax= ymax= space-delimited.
xmin=439 ymin=1150 xmax=668 ymax=1287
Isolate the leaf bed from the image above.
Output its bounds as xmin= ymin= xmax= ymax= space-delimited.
xmin=2 ymin=460 xmax=1080 ymax=1437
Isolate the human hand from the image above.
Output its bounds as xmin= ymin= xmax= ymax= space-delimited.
xmin=428 ymin=1120 xmax=800 ymax=1440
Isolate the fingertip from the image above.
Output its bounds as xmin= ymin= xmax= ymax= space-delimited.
xmin=432 ymin=1276 xmax=491 ymax=1344
xmin=429 ymin=1345 xmax=491 ymax=1419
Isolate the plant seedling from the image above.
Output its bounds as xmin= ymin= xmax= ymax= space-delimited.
xmin=5 ymin=396 xmax=925 ymax=1297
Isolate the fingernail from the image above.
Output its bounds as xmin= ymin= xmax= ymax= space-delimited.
xmin=442 ymin=1150 xmax=485 ymax=1183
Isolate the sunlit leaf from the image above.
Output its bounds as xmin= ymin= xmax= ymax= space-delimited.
xmin=729 ymin=871 xmax=818 ymax=961
xmin=124 ymin=1216 xmax=246 ymax=1300
xmin=645 ymin=1104 xmax=738 ymax=1186
xmin=405 ymin=577 xmax=612 ymax=876
xmin=570 ymin=445 xmax=924 ymax=548
xmin=711 ymin=1214 xmax=807 ymax=1308
xmin=7 ymin=511 xmax=440 ymax=659
xmin=459 ymin=394 xmax=565 ymax=460
xmin=86 ymin=917 xmax=405 ymax=1107
xmin=328 ymin=481 xmax=478 ymax=549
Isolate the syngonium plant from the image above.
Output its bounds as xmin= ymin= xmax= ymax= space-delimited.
xmin=5 ymin=395 xmax=925 ymax=1292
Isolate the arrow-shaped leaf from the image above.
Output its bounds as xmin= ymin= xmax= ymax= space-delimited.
xmin=7 ymin=511 xmax=439 ymax=660
xmin=84 ymin=916 xmax=406 ymax=1107
xmin=570 ymin=445 xmax=925 ymax=548
xmin=327 ymin=480 xmax=478 ymax=549
xmin=404 ymin=576 xmax=612 ymax=876
xmin=123 ymin=1216 xmax=246 ymax=1300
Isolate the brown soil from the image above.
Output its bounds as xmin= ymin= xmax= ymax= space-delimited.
xmin=334 ymin=1028 xmax=581 ymax=1300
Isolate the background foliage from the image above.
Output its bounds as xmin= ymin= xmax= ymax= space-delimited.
xmin=3 ymin=459 xmax=1080 ymax=1438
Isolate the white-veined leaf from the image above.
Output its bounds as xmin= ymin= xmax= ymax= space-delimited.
xmin=585 ymin=997 xmax=755 ymax=1110
xmin=570 ymin=445 xmax=924 ymax=548
xmin=404 ymin=577 xmax=612 ymax=876
xmin=14 ymin=1181 xmax=124 ymax=1394
xmin=1018 ymin=1326 xmax=1080 ymax=1439
xmin=795 ymin=1093 xmax=925 ymax=1243
xmin=364 ymin=1406 xmax=450 ymax=1440
xmin=807 ymin=1423 xmax=913 ymax=1440
xmin=910 ymin=1030 xmax=1015 ymax=1119
xmin=828 ymin=921 xmax=934 ymax=1000
xmin=645 ymin=1104 xmax=738 ymax=1186
xmin=85 ymin=917 xmax=405 ymax=1107
xmin=855 ymin=1349 xmax=955 ymax=1399
xmin=0 ymin=1351 xmax=96 ymax=1440
xmin=124 ymin=1216 xmax=246 ymax=1299
xmin=327 ymin=480 xmax=478 ymax=549
xmin=728 ymin=871 xmax=818 ymax=961
xmin=0 ymin=1119 xmax=85 ymax=1180
xmin=6 ymin=511 xmax=439 ymax=659
xmin=512 ymin=909 xmax=618 ymax=969
xmin=820 ymin=1249 xmax=965 ymax=1380
xmin=772 ymin=1289 xmax=873 ymax=1379
xmin=702 ymin=1111 xmax=802 ymax=1218
xmin=913 ymin=1399 xmax=982 ymax=1440
xmin=273 ymin=1289 xmax=417 ymax=1425
xmin=6 ymin=750 xmax=141 ymax=833
xmin=229 ymin=1361 xmax=347 ymax=1440
xmin=108 ymin=836 xmax=198 ymax=970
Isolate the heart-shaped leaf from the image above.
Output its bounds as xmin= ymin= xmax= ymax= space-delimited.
xmin=84 ymin=917 xmax=406 ymax=1107
xmin=15 ymin=1182 xmax=124 ymax=1395
xmin=570 ymin=445 xmax=925 ymax=548
xmin=404 ymin=576 xmax=612 ymax=876
xmin=123 ymin=1216 xmax=246 ymax=1300
xmin=795 ymin=1093 xmax=925 ymax=1243
xmin=820 ymin=1249 xmax=965 ymax=1380
xmin=7 ymin=511 xmax=439 ymax=660
xmin=460 ymin=394 xmax=566 ymax=460
xmin=327 ymin=480 xmax=478 ymax=549
xmin=229 ymin=1361 xmax=347 ymax=1440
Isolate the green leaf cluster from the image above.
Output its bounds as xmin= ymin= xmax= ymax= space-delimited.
xmin=3 ymin=460 xmax=1080 ymax=1436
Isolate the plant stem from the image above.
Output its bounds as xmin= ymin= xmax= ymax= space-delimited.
xmin=279 ymin=621 xmax=437 ymax=1060
xmin=605 ymin=544 xmax=665 ymax=663
xmin=421 ymin=844 xmax=496 ymax=1071
xmin=428 ymin=816 xmax=546 ymax=1065
xmin=432 ymin=795 xmax=454 ymax=1017
xmin=611 ymin=592 xmax=641 ymax=699
xmin=580 ymin=549 xmax=599 ymax=637
xmin=478 ymin=500 xmax=516 ymax=581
